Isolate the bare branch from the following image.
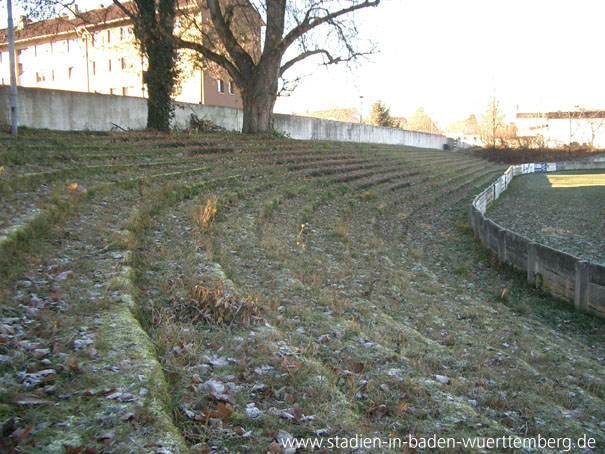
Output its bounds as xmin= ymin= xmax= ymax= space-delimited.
xmin=279 ymin=0 xmax=380 ymax=54
xmin=112 ymin=0 xmax=135 ymax=20
xmin=175 ymin=36 xmax=243 ymax=87
xmin=206 ymin=0 xmax=255 ymax=77
xmin=280 ymin=45 xmax=375 ymax=76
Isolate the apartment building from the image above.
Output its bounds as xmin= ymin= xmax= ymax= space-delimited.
xmin=0 ymin=3 xmax=242 ymax=108
xmin=516 ymin=110 xmax=605 ymax=149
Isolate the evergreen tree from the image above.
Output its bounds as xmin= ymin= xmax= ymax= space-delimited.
xmin=369 ymin=100 xmax=394 ymax=127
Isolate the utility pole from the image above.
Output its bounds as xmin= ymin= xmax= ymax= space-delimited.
xmin=7 ymin=0 xmax=18 ymax=135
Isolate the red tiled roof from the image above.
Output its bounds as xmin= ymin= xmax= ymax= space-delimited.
xmin=0 ymin=3 xmax=133 ymax=44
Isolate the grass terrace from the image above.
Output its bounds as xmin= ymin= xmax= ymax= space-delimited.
xmin=0 ymin=129 xmax=603 ymax=453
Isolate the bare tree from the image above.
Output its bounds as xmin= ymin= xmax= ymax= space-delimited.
xmin=564 ymin=108 xmax=582 ymax=151
xmin=480 ymin=92 xmax=504 ymax=148
xmin=407 ymin=107 xmax=439 ymax=134
xmin=580 ymin=108 xmax=605 ymax=150
xmin=176 ymin=0 xmax=380 ymax=134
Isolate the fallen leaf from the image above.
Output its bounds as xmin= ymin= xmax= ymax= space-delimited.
xmin=52 ymin=320 xmax=61 ymax=336
xmin=87 ymin=346 xmax=99 ymax=359
xmin=99 ymin=387 xmax=117 ymax=395
xmin=12 ymin=393 xmax=51 ymax=406
xmin=302 ymin=387 xmax=316 ymax=398
xmin=368 ymin=403 xmax=388 ymax=419
xmin=52 ymin=342 xmax=64 ymax=354
xmin=501 ymin=416 xmax=515 ymax=427
xmin=267 ymin=441 xmax=283 ymax=454
xmin=412 ymin=386 xmax=426 ymax=395
xmin=394 ymin=399 xmax=409 ymax=416
xmin=217 ymin=402 xmax=233 ymax=418
xmin=352 ymin=362 xmax=364 ymax=374
xmin=11 ymin=424 xmax=33 ymax=444
xmin=64 ymin=356 xmax=79 ymax=371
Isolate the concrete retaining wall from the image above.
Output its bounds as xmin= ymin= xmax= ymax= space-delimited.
xmin=470 ymin=159 xmax=605 ymax=318
xmin=0 ymin=86 xmax=455 ymax=150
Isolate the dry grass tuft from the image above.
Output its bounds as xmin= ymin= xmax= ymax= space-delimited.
xmin=183 ymin=280 xmax=258 ymax=325
xmin=196 ymin=196 xmax=218 ymax=232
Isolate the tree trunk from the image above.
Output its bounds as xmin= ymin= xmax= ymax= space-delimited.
xmin=144 ymin=52 xmax=175 ymax=132
xmin=241 ymin=59 xmax=280 ymax=134
xmin=133 ymin=0 xmax=176 ymax=132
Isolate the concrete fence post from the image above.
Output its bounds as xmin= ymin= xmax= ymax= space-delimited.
xmin=497 ymin=228 xmax=506 ymax=264
xmin=575 ymin=261 xmax=589 ymax=312
xmin=527 ymin=241 xmax=538 ymax=285
xmin=482 ymin=217 xmax=489 ymax=246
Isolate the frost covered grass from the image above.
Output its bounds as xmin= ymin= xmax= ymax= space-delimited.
xmin=0 ymin=130 xmax=604 ymax=453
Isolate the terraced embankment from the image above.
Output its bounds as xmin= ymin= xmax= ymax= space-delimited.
xmin=1 ymin=130 xmax=603 ymax=453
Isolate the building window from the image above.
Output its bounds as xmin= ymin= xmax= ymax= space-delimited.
xmin=228 ymin=81 xmax=235 ymax=95
xmin=218 ymin=79 xmax=225 ymax=93
xmin=122 ymin=87 xmax=129 ymax=96
xmin=110 ymin=88 xmax=117 ymax=95
xmin=68 ymin=67 xmax=74 ymax=80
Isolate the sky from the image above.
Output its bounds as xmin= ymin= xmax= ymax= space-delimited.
xmin=273 ymin=0 xmax=605 ymax=127
xmin=2 ymin=0 xmax=604 ymax=128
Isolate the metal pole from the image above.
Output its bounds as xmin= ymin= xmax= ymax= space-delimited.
xmin=7 ymin=0 xmax=18 ymax=135
xmin=359 ymin=95 xmax=363 ymax=124
xmin=358 ymin=95 xmax=363 ymax=143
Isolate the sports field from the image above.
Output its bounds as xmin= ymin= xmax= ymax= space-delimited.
xmin=488 ymin=170 xmax=605 ymax=264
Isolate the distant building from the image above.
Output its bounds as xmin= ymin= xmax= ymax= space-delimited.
xmin=0 ymin=3 xmax=246 ymax=108
xmin=391 ymin=117 xmax=407 ymax=129
xmin=444 ymin=132 xmax=482 ymax=147
xmin=516 ymin=110 xmax=605 ymax=149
